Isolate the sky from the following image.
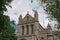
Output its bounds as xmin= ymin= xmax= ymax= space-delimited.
xmin=4 ymin=0 xmax=57 ymax=31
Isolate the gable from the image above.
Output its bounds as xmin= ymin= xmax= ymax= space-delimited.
xmin=23 ymin=13 xmax=33 ymax=22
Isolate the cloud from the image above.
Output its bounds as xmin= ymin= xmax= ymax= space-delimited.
xmin=4 ymin=0 xmax=49 ymax=28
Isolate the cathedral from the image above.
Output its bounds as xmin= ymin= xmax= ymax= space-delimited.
xmin=17 ymin=11 xmax=54 ymax=40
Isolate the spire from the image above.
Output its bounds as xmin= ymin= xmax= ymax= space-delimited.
xmin=27 ymin=11 xmax=29 ymax=14
xmin=19 ymin=14 xmax=22 ymax=20
xmin=32 ymin=10 xmax=38 ymax=21
xmin=32 ymin=9 xmax=38 ymax=17
xmin=47 ymin=23 xmax=52 ymax=30
xmin=34 ymin=11 xmax=38 ymax=17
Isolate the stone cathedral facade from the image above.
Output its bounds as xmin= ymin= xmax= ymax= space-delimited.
xmin=17 ymin=11 xmax=54 ymax=40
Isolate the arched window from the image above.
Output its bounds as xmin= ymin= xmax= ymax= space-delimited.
xmin=31 ymin=24 xmax=34 ymax=34
xmin=22 ymin=26 xmax=24 ymax=35
xmin=26 ymin=25 xmax=29 ymax=34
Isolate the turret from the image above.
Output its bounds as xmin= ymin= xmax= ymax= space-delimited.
xmin=47 ymin=23 xmax=52 ymax=30
xmin=34 ymin=10 xmax=38 ymax=21
xmin=18 ymin=14 xmax=22 ymax=25
xmin=47 ymin=23 xmax=52 ymax=34
xmin=19 ymin=14 xmax=22 ymax=20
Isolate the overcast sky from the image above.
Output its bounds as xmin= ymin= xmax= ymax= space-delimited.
xmin=4 ymin=0 xmax=57 ymax=29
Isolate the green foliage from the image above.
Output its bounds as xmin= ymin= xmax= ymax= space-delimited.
xmin=0 ymin=0 xmax=17 ymax=40
xmin=0 ymin=15 xmax=17 ymax=40
xmin=41 ymin=0 xmax=60 ymax=23
xmin=0 ymin=0 xmax=12 ymax=14
xmin=41 ymin=0 xmax=60 ymax=39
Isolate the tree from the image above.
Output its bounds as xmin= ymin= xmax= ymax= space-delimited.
xmin=0 ymin=15 xmax=17 ymax=40
xmin=40 ymin=0 xmax=60 ymax=39
xmin=0 ymin=0 xmax=12 ymax=14
xmin=0 ymin=0 xmax=13 ymax=29
xmin=0 ymin=0 xmax=17 ymax=40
